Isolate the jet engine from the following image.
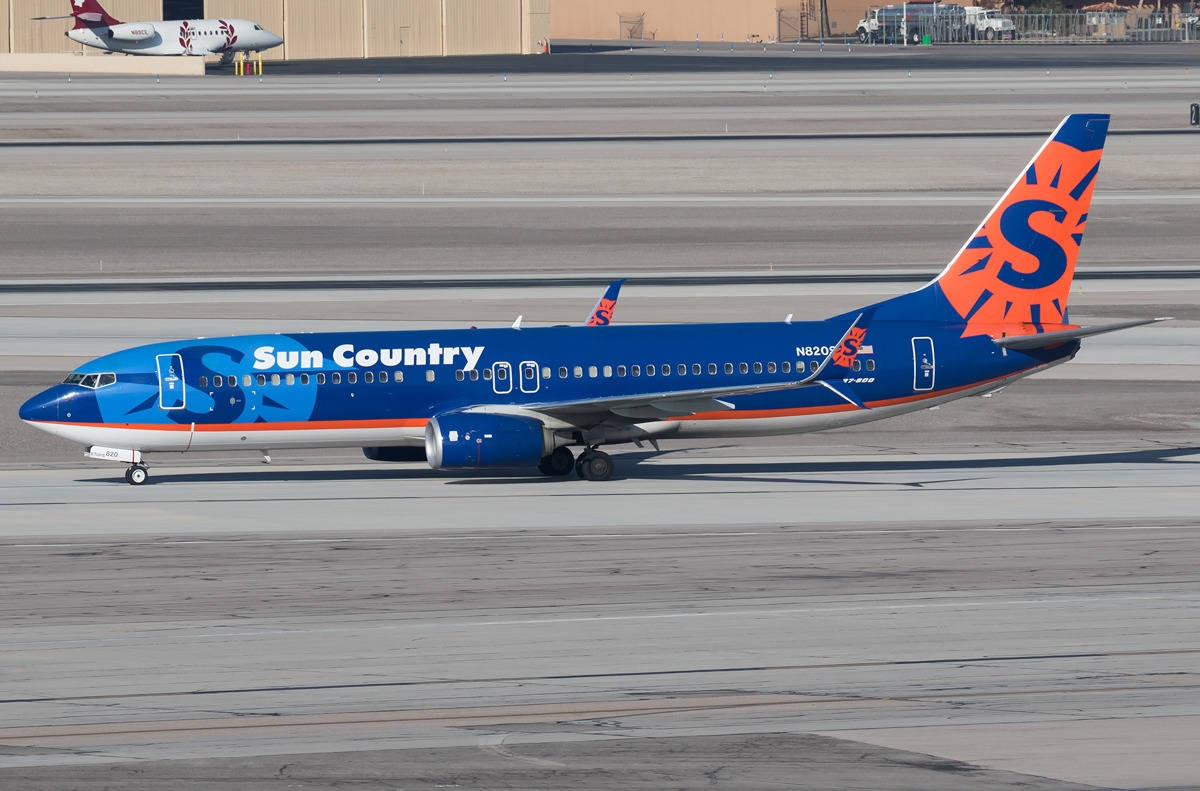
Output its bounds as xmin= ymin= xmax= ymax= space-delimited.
xmin=105 ymin=23 xmax=156 ymax=41
xmin=362 ymin=446 xmax=427 ymax=462
xmin=425 ymin=413 xmax=558 ymax=470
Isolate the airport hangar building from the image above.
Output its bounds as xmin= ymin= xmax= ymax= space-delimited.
xmin=0 ymin=0 xmax=865 ymax=61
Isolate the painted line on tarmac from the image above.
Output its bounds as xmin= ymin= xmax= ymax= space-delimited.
xmin=4 ymin=647 xmax=1198 ymax=705
xmin=0 ymin=128 xmax=1191 ymax=149
xmin=4 ymin=522 xmax=1198 ymax=549
xmin=0 ymin=191 xmax=1195 ymax=205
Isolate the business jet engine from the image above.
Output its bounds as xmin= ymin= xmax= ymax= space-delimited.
xmin=425 ymin=412 xmax=561 ymax=470
xmin=105 ymin=23 xmax=156 ymax=41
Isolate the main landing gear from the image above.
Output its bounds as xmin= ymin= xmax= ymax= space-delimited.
xmin=537 ymin=446 xmax=614 ymax=481
xmin=124 ymin=464 xmax=149 ymax=485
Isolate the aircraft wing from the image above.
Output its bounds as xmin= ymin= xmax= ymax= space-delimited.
xmin=463 ymin=312 xmax=870 ymax=426
xmin=992 ymin=317 xmax=1169 ymax=350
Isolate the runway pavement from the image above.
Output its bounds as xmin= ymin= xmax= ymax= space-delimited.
xmin=1 ymin=48 xmax=1198 ymax=790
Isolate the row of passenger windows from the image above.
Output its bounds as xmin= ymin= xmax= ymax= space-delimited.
xmin=198 ymin=358 xmax=877 ymax=390
xmin=200 ymin=370 xmax=417 ymax=389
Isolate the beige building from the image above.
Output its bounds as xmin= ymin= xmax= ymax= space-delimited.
xmin=549 ymin=0 xmax=868 ymax=41
xmin=4 ymin=0 xmax=551 ymax=59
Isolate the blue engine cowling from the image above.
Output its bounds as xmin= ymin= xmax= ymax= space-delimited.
xmin=425 ymin=413 xmax=553 ymax=470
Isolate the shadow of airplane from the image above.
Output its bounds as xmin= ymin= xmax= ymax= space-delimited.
xmin=80 ymin=444 xmax=1200 ymax=487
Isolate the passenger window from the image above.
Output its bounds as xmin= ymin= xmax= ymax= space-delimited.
xmin=603 ymin=365 xmax=612 ymax=377
xmin=810 ymin=360 xmax=819 ymax=372
xmin=316 ymin=373 xmax=326 ymax=385
xmin=866 ymin=359 xmax=876 ymax=371
xmin=852 ymin=360 xmax=861 ymax=372
xmin=456 ymin=370 xmax=465 ymax=381
xmin=378 ymin=371 xmax=387 ymax=383
xmin=677 ymin=364 xmax=686 ymax=376
xmin=213 ymin=375 xmax=223 ymax=388
xmin=426 ymin=370 xmax=436 ymax=382
xmin=301 ymin=373 xmax=311 ymax=385
xmin=284 ymin=373 xmax=294 ymax=385
xmin=331 ymin=372 xmax=341 ymax=384
xmin=753 ymin=362 xmax=763 ymax=374
xmin=708 ymin=363 xmax=717 ymax=375
xmin=767 ymin=362 xmax=777 ymax=374
xmin=542 ymin=366 xmax=551 ymax=379
xmin=244 ymin=374 xmax=253 ymax=387
xmin=588 ymin=366 xmax=598 ymax=378
xmin=363 ymin=371 xmax=374 ymax=384
xmin=631 ymin=365 xmax=641 ymax=376
xmin=347 ymin=372 xmax=357 ymax=384
xmin=469 ymin=370 xmax=479 ymax=381
xmin=739 ymin=363 xmax=748 ymax=374
xmin=617 ymin=365 xmax=627 ymax=377
xmin=199 ymin=375 xmax=208 ymax=388
xmin=661 ymin=364 xmax=670 ymax=376
xmin=782 ymin=361 xmax=791 ymax=374
xmin=257 ymin=374 xmax=267 ymax=386
xmin=559 ymin=366 xmax=568 ymax=378
xmin=646 ymin=364 xmax=655 ymax=377
xmin=725 ymin=363 xmax=734 ymax=374
xmin=271 ymin=374 xmax=281 ymax=386
xmin=394 ymin=370 xmax=404 ymax=382
xmin=692 ymin=364 xmax=701 ymax=375
xmin=496 ymin=367 xmax=507 ymax=381
xmin=573 ymin=366 xmax=583 ymax=378
xmin=483 ymin=368 xmax=492 ymax=380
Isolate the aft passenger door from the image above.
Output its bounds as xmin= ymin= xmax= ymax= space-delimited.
xmin=156 ymin=353 xmax=186 ymax=409
xmin=911 ymin=337 xmax=935 ymax=392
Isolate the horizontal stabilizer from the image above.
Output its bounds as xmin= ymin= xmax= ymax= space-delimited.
xmin=32 ymin=14 xmax=73 ymax=19
xmin=992 ymin=317 xmax=1169 ymax=350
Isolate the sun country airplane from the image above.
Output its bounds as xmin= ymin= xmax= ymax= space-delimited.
xmin=35 ymin=0 xmax=283 ymax=63
xmin=20 ymin=114 xmax=1166 ymax=484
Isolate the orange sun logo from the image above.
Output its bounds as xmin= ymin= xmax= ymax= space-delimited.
xmin=938 ymin=139 xmax=1102 ymax=339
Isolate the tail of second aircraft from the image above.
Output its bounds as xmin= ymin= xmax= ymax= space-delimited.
xmin=842 ymin=113 xmax=1110 ymax=340
xmin=69 ymin=0 xmax=120 ymax=28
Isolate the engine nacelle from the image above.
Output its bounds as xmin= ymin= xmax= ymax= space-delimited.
xmin=362 ymin=446 xmax=427 ymax=463
xmin=425 ymin=413 xmax=555 ymax=470
xmin=106 ymin=23 xmax=156 ymax=41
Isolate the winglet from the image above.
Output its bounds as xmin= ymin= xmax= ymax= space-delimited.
xmin=585 ymin=279 xmax=624 ymax=326
xmin=800 ymin=309 xmax=875 ymax=384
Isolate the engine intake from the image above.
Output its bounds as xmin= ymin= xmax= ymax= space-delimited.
xmin=425 ymin=413 xmax=555 ymax=470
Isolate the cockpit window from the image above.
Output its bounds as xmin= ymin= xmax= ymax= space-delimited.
xmin=61 ymin=372 xmax=116 ymax=389
xmin=254 ymin=24 xmax=263 ymax=30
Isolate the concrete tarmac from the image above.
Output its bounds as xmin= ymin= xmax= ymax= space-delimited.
xmin=2 ymin=48 xmax=1199 ymax=790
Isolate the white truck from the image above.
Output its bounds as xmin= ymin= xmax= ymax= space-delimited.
xmin=963 ymin=6 xmax=1016 ymax=40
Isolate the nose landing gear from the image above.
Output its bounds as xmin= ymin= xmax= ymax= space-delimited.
xmin=124 ymin=464 xmax=149 ymax=485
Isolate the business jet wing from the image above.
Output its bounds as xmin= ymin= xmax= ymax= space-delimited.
xmin=991 ymin=317 xmax=1169 ymax=350
xmin=585 ymin=279 xmax=624 ymax=326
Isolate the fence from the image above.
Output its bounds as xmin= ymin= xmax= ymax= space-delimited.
xmin=845 ymin=11 xmax=1199 ymax=44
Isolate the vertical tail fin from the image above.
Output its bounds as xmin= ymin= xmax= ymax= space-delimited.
xmin=931 ymin=113 xmax=1109 ymax=338
xmin=69 ymin=0 xmax=120 ymax=28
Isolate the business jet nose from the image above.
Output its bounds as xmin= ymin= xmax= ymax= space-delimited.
xmin=266 ymin=32 xmax=284 ymax=48
xmin=19 ymin=387 xmax=60 ymax=424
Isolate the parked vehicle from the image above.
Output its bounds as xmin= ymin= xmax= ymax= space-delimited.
xmin=857 ymin=3 xmax=969 ymax=45
xmin=963 ymin=6 xmax=1017 ymax=39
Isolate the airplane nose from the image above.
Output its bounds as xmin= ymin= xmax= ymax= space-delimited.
xmin=19 ymin=388 xmax=60 ymax=424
